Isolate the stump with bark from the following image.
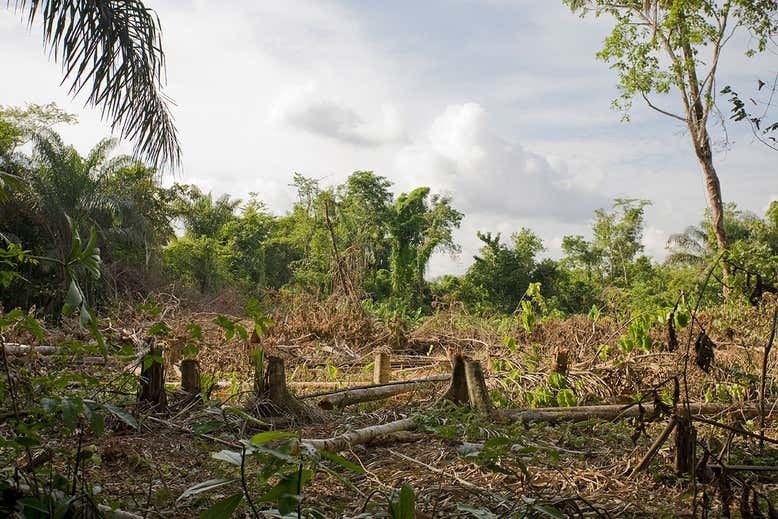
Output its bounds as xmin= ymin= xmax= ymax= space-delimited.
xmin=373 ymin=351 xmax=391 ymax=384
xmin=181 ymin=359 xmax=200 ymax=394
xmin=138 ymin=346 xmax=167 ymax=411
xmin=465 ymin=360 xmax=492 ymax=416
xmin=440 ymin=351 xmax=469 ymax=405
xmin=674 ymin=415 xmax=697 ymax=475
xmin=554 ymin=348 xmax=570 ymax=377
xmin=250 ymin=356 xmax=323 ymax=423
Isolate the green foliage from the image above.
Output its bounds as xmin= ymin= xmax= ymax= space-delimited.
xmin=186 ymin=433 xmax=363 ymax=518
xmin=617 ymin=314 xmax=654 ymax=353
xmin=388 ymin=483 xmax=416 ymax=519
xmin=388 ymin=186 xmax=462 ymax=309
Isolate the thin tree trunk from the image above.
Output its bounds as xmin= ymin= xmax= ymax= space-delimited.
xmin=694 ymin=132 xmax=731 ymax=293
xmin=679 ymin=17 xmax=730 ymax=295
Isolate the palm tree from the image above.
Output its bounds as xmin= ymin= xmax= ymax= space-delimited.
xmin=665 ymin=225 xmax=712 ymax=266
xmin=15 ymin=131 xmax=149 ymax=265
xmin=8 ymin=1 xmax=180 ymax=169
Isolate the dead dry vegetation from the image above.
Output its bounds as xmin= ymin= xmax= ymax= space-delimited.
xmin=1 ymin=292 xmax=777 ymax=518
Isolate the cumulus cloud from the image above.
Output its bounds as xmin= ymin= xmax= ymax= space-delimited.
xmin=642 ymin=226 xmax=669 ymax=262
xmin=395 ymin=103 xmax=608 ymax=222
xmin=271 ymin=85 xmax=404 ymax=146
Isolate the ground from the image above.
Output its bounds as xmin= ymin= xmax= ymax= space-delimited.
xmin=2 ymin=294 xmax=777 ymax=517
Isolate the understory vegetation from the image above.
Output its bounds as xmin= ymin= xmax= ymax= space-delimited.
xmin=1 ymin=107 xmax=778 ymax=518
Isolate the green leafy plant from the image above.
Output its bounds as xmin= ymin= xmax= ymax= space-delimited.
xmin=183 ymin=433 xmax=363 ymax=518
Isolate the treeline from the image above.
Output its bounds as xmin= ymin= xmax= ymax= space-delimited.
xmin=2 ymin=105 xmax=777 ymax=319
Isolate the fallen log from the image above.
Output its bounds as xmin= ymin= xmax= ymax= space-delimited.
xmin=3 ymin=343 xmax=59 ymax=355
xmin=302 ymin=417 xmax=416 ymax=452
xmin=500 ymin=403 xmax=764 ymax=424
xmin=290 ymin=380 xmax=370 ymax=389
xmin=315 ymin=375 xmax=450 ymax=409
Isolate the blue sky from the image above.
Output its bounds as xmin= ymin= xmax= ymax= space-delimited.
xmin=1 ymin=1 xmax=776 ymax=276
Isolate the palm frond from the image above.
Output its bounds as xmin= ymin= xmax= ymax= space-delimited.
xmin=13 ymin=0 xmax=180 ymax=169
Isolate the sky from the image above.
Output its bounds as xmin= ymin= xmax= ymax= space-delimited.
xmin=1 ymin=1 xmax=776 ymax=277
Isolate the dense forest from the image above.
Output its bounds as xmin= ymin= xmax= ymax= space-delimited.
xmin=2 ymin=1 xmax=778 ymax=518
xmin=3 ymin=104 xmax=778 ymax=321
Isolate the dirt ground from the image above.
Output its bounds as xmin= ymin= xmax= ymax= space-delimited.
xmin=3 ymin=295 xmax=778 ymax=517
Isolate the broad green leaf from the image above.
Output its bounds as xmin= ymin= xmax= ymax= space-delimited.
xmin=259 ymin=470 xmax=312 ymax=515
xmin=319 ymin=450 xmax=365 ymax=474
xmin=102 ymin=403 xmax=138 ymax=429
xmin=200 ymin=493 xmax=243 ymax=519
xmin=61 ymin=398 xmax=78 ymax=429
xmin=62 ymin=280 xmax=83 ymax=317
xmin=192 ymin=421 xmax=223 ymax=434
xmin=212 ymin=449 xmax=243 ymax=466
xmin=457 ymin=504 xmax=499 ymax=519
xmin=250 ymin=431 xmax=297 ymax=445
xmin=389 ymin=483 xmax=415 ymax=519
xmin=556 ymin=389 xmax=577 ymax=407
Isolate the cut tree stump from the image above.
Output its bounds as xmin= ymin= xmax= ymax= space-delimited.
xmin=316 ymin=376 xmax=449 ymax=409
xmin=137 ymin=346 xmax=167 ymax=411
xmin=252 ymin=356 xmax=323 ymax=422
xmin=674 ymin=415 xmax=697 ymax=475
xmin=554 ymin=348 xmax=570 ymax=377
xmin=465 ymin=360 xmax=492 ymax=416
xmin=373 ymin=351 xmax=391 ymax=384
xmin=440 ymin=352 xmax=469 ymax=405
xmin=181 ymin=359 xmax=200 ymax=394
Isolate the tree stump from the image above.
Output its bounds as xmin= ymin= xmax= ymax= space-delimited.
xmin=138 ymin=347 xmax=167 ymax=411
xmin=465 ymin=360 xmax=492 ymax=416
xmin=674 ymin=415 xmax=697 ymax=475
xmin=373 ymin=351 xmax=391 ymax=384
xmin=181 ymin=359 xmax=200 ymax=394
xmin=440 ymin=352 xmax=469 ymax=405
xmin=251 ymin=356 xmax=322 ymax=423
xmin=554 ymin=348 xmax=570 ymax=377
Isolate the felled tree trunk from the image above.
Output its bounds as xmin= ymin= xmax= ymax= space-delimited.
xmin=252 ymin=356 xmax=322 ymax=423
xmin=138 ymin=347 xmax=167 ymax=411
xmin=181 ymin=359 xmax=200 ymax=394
xmin=317 ymin=376 xmax=449 ymax=410
xmin=440 ymin=352 xmax=469 ymax=405
xmin=302 ymin=417 xmax=416 ymax=452
xmin=501 ymin=403 xmax=760 ymax=424
xmin=465 ymin=360 xmax=492 ymax=416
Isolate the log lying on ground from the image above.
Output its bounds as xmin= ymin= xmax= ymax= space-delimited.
xmin=3 ymin=343 xmax=59 ymax=355
xmin=291 ymin=381 xmax=373 ymax=389
xmin=501 ymin=403 xmax=763 ymax=424
xmin=315 ymin=375 xmax=450 ymax=410
xmin=301 ymin=417 xmax=416 ymax=452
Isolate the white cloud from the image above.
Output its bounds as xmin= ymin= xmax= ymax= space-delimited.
xmin=394 ymin=103 xmax=609 ymax=222
xmin=271 ymin=84 xmax=404 ymax=146
xmin=642 ymin=226 xmax=669 ymax=262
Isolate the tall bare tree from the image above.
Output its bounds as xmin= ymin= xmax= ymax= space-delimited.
xmin=563 ymin=0 xmax=778 ymax=294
